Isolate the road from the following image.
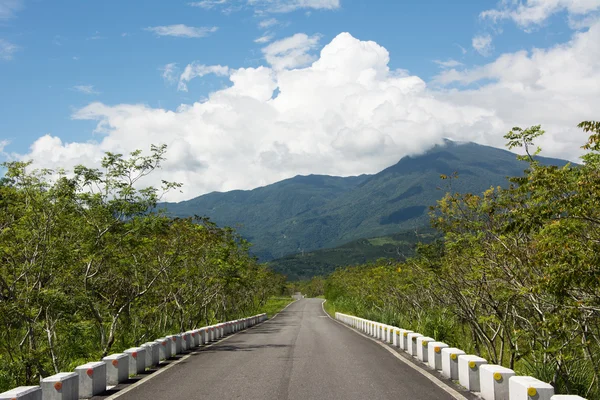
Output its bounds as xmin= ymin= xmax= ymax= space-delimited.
xmin=108 ymin=298 xmax=469 ymax=400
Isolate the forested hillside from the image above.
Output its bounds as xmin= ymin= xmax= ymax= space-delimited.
xmin=164 ymin=141 xmax=569 ymax=261
xmin=0 ymin=147 xmax=284 ymax=392
xmin=324 ymin=123 xmax=600 ymax=399
xmin=268 ymin=227 xmax=438 ymax=280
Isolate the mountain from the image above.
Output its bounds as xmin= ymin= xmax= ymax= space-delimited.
xmin=163 ymin=140 xmax=570 ymax=261
xmin=267 ymin=227 xmax=439 ymax=281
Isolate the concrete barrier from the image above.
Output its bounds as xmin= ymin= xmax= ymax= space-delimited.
xmin=480 ymin=365 xmax=515 ymax=400
xmin=427 ymin=342 xmax=448 ymax=370
xmin=166 ymin=334 xmax=182 ymax=354
xmin=102 ymin=353 xmax=129 ymax=385
xmin=399 ymin=329 xmax=413 ymax=350
xmin=458 ymin=355 xmax=487 ymax=391
xmin=0 ymin=386 xmax=42 ymax=400
xmin=75 ymin=361 xmax=106 ymax=398
xmin=416 ymin=336 xmax=435 ymax=362
xmin=41 ymin=372 xmax=78 ymax=400
xmin=141 ymin=342 xmax=161 ymax=367
xmin=2 ymin=312 xmax=269 ymax=398
xmin=406 ymin=333 xmax=423 ymax=357
xmin=393 ymin=329 xmax=401 ymax=347
xmin=124 ymin=348 xmax=146 ymax=375
xmin=509 ymin=376 xmax=554 ymax=400
xmin=155 ymin=338 xmax=171 ymax=360
xmin=441 ymin=348 xmax=465 ymax=380
xmin=334 ymin=312 xmax=589 ymax=400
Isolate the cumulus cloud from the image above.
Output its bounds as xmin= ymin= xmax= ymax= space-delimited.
xmin=262 ymin=33 xmax=320 ymax=70
xmin=177 ymin=63 xmax=230 ymax=91
xmin=0 ymin=38 xmax=18 ymax=60
xmin=481 ymin=0 xmax=600 ymax=28
xmin=145 ymin=25 xmax=218 ymax=38
xmin=14 ymin=28 xmax=600 ymax=201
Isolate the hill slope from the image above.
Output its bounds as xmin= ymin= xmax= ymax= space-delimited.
xmin=164 ymin=140 xmax=570 ymax=260
xmin=268 ymin=227 xmax=439 ymax=281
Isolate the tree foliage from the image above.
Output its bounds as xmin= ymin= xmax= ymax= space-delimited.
xmin=0 ymin=147 xmax=284 ymax=391
xmin=325 ymin=121 xmax=600 ymax=398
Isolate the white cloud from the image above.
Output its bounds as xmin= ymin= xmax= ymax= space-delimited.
xmin=161 ymin=63 xmax=179 ymax=83
xmin=145 ymin=25 xmax=218 ymax=38
xmin=259 ymin=18 xmax=279 ymax=28
xmin=434 ymin=59 xmax=464 ymax=68
xmin=14 ymin=28 xmax=600 ymax=202
xmin=189 ymin=0 xmax=340 ymax=14
xmin=0 ymin=38 xmax=18 ymax=60
xmin=188 ymin=0 xmax=228 ymax=8
xmin=72 ymin=85 xmax=100 ymax=95
xmin=254 ymin=34 xmax=274 ymax=43
xmin=177 ymin=63 xmax=230 ymax=91
xmin=472 ymin=34 xmax=493 ymax=56
xmin=0 ymin=0 xmax=23 ymax=19
xmin=262 ymin=33 xmax=320 ymax=70
xmin=249 ymin=0 xmax=340 ymax=13
xmin=481 ymin=0 xmax=600 ymax=28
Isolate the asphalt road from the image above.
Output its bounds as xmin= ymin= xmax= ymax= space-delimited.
xmin=110 ymin=298 xmax=464 ymax=400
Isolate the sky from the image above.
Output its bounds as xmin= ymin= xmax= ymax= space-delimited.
xmin=1 ymin=0 xmax=600 ymax=201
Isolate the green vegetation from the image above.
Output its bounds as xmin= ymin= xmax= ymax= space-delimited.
xmin=0 ymin=146 xmax=285 ymax=392
xmin=164 ymin=140 xmax=569 ymax=263
xmin=268 ymin=227 xmax=437 ymax=280
xmin=324 ymin=122 xmax=600 ymax=398
xmin=257 ymin=296 xmax=295 ymax=318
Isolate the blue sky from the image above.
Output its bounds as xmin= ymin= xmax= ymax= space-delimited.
xmin=1 ymin=0 xmax=600 ymax=200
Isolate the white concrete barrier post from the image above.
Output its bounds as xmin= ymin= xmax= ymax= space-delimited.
xmin=181 ymin=332 xmax=191 ymax=351
xmin=393 ymin=329 xmax=400 ymax=347
xmin=509 ymin=376 xmax=554 ymax=400
xmin=399 ymin=330 xmax=413 ymax=350
xmin=102 ymin=354 xmax=129 ymax=385
xmin=480 ymin=365 xmax=515 ymax=400
xmin=75 ymin=362 xmax=106 ymax=399
xmin=427 ymin=342 xmax=448 ymax=370
xmin=458 ymin=355 xmax=487 ymax=391
xmin=416 ymin=336 xmax=435 ymax=362
xmin=406 ymin=333 xmax=423 ymax=356
xmin=551 ymin=396 xmax=587 ymax=400
xmin=41 ymin=372 xmax=78 ymax=400
xmin=0 ymin=386 xmax=42 ymax=400
xmin=441 ymin=348 xmax=466 ymax=380
xmin=141 ymin=342 xmax=160 ymax=367
xmin=166 ymin=334 xmax=182 ymax=354
xmin=155 ymin=338 xmax=171 ymax=360
xmin=124 ymin=347 xmax=146 ymax=375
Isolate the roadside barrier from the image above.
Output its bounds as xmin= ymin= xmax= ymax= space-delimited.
xmin=0 ymin=313 xmax=268 ymax=400
xmin=335 ymin=312 xmax=587 ymax=400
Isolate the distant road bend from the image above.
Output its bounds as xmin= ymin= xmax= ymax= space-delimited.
xmin=107 ymin=298 xmax=468 ymax=400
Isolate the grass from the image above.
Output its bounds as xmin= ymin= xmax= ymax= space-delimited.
xmin=322 ymin=299 xmax=336 ymax=317
xmin=257 ymin=296 xmax=296 ymax=318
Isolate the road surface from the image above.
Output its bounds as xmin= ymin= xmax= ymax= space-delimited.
xmin=108 ymin=298 xmax=469 ymax=400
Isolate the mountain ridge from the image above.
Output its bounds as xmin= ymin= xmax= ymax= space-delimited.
xmin=163 ymin=140 xmax=570 ymax=261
